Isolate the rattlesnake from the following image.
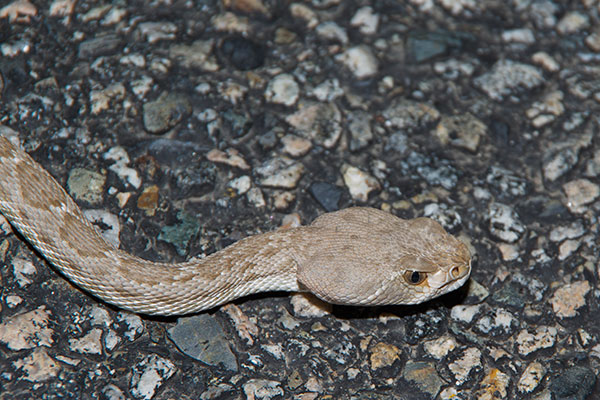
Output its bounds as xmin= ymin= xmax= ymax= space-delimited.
xmin=0 ymin=135 xmax=471 ymax=315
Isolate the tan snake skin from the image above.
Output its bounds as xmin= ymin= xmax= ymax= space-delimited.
xmin=0 ymin=135 xmax=471 ymax=316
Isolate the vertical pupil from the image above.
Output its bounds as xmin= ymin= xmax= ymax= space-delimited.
xmin=410 ymin=271 xmax=421 ymax=283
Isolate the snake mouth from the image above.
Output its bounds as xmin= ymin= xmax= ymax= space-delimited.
xmin=430 ymin=261 xmax=471 ymax=293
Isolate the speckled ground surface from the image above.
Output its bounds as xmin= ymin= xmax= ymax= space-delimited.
xmin=0 ymin=1 xmax=599 ymax=399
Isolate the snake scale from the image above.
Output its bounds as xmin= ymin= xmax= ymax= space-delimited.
xmin=0 ymin=135 xmax=471 ymax=316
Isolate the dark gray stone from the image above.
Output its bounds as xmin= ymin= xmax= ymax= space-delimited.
xmin=168 ymin=314 xmax=238 ymax=371
xmin=549 ymin=366 xmax=596 ymax=400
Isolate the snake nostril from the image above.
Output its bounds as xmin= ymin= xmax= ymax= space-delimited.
xmin=451 ymin=266 xmax=460 ymax=278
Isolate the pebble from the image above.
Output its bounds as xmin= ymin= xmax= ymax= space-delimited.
xmin=403 ymin=361 xmax=444 ymax=397
xmin=0 ymin=0 xmax=37 ymax=23
xmin=556 ymin=11 xmax=589 ymax=35
xmin=285 ymin=101 xmax=342 ymax=148
xmin=243 ymin=379 xmax=284 ymax=400
xmin=101 ymin=7 xmax=127 ymax=25
xmin=246 ymin=187 xmax=266 ymax=207
xmin=476 ymin=368 xmax=510 ymax=400
xmin=273 ymin=191 xmax=295 ymax=210
xmin=486 ymin=166 xmax=527 ymax=198
xmin=525 ymin=90 xmax=564 ymax=127
xmin=585 ymin=32 xmax=600 ymax=52
xmin=104 ymin=329 xmax=120 ymax=351
xmin=383 ymin=98 xmax=440 ymax=131
xmin=80 ymin=4 xmax=110 ymax=22
xmin=405 ymin=152 xmax=459 ymax=190
xmin=549 ymin=366 xmax=596 ymax=400
xmin=131 ymin=76 xmax=153 ymax=98
xmin=228 ymin=175 xmax=252 ymax=195
xmin=448 ymin=347 xmax=482 ymax=385
xmin=102 ymin=384 xmax=127 ymax=400
xmin=439 ymin=387 xmax=461 ymax=400
xmin=138 ymin=21 xmax=177 ymax=43
xmin=518 ymin=362 xmax=546 ymax=394
xmin=67 ymin=168 xmax=106 ymax=205
xmin=167 ymin=314 xmax=238 ymax=371
xmin=158 ymin=211 xmax=201 ymax=256
xmin=315 ymin=21 xmax=348 ymax=44
xmin=584 ymin=149 xmax=600 ymax=177
xmin=549 ymin=220 xmax=585 ymax=242
xmin=542 ymin=132 xmax=593 ymax=181
xmin=82 ymin=210 xmax=121 ymax=247
xmin=104 ymin=146 xmax=141 ymax=189
xmin=532 ymin=51 xmax=560 ymax=73
xmin=385 ymin=131 xmax=408 ymax=153
xmin=5 ymin=295 xmax=23 ymax=308
xmin=487 ymin=203 xmax=525 ymax=243
xmin=347 ymin=110 xmax=373 ymax=151
xmin=281 ymin=134 xmax=312 ymax=157
xmin=224 ymin=0 xmax=270 ymax=16
xmin=423 ymin=335 xmax=458 ymax=359
xmin=69 ymin=328 xmax=103 ymax=355
xmin=473 ymin=59 xmax=543 ymax=101
xmin=475 ymin=308 xmax=516 ymax=336
xmin=221 ymin=304 xmax=259 ymax=346
xmin=0 ymin=307 xmax=53 ymax=351
xmin=289 ymin=3 xmax=318 ymax=29
xmin=130 ymin=354 xmax=176 ymax=400
xmin=559 ymin=239 xmax=583 ymax=260
xmin=350 ymin=6 xmax=379 ymax=35
xmin=464 ymin=279 xmax=490 ymax=304
xmin=451 ymin=304 xmax=481 ymax=324
xmin=290 ymin=293 xmax=330 ymax=318
xmin=12 ymin=348 xmax=59 ymax=382
xmin=335 ymin=45 xmax=378 ymax=79
xmin=550 ymin=280 xmax=591 ymax=318
xmin=255 ymin=157 xmax=304 ymax=189
xmin=562 ymin=178 xmax=599 ymax=214
xmin=219 ymin=35 xmax=264 ymax=70
xmin=516 ymin=326 xmax=557 ymax=356
xmin=90 ymin=82 xmax=125 ymax=114
xmin=308 ymin=181 xmax=342 ymax=212
xmin=12 ymin=256 xmax=36 ymax=287
xmin=217 ymin=81 xmax=248 ymax=105
xmin=142 ymin=92 xmax=192 ymax=134
xmin=439 ymin=0 xmax=476 ymax=15
xmin=117 ymin=312 xmax=144 ymax=341
xmin=341 ymin=164 xmax=380 ymax=202
xmin=369 ymin=342 xmax=401 ymax=370
xmin=170 ymin=40 xmax=219 ymax=71
xmin=308 ymin=78 xmax=344 ymax=102
xmin=78 ymin=34 xmax=121 ymax=59
xmin=212 ymin=11 xmax=251 ymax=33
xmin=434 ymin=113 xmax=485 ymax=152
xmin=423 ymin=203 xmax=463 ymax=232
xmin=137 ymin=185 xmax=159 ymax=216
xmin=206 ymin=148 xmax=250 ymax=170
xmin=502 ymin=28 xmax=535 ymax=44
xmin=434 ymin=58 xmax=476 ymax=79
xmin=264 ymin=73 xmax=299 ymax=106
xmin=529 ymin=0 xmax=558 ymax=28
xmin=496 ymin=243 xmax=519 ymax=261
xmin=406 ymin=31 xmax=462 ymax=63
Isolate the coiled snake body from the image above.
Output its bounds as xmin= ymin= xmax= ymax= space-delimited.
xmin=0 ymin=136 xmax=471 ymax=316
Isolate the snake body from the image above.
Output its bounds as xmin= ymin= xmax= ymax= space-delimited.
xmin=0 ymin=135 xmax=471 ymax=316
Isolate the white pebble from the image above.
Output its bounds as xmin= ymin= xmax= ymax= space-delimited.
xmin=335 ymin=45 xmax=378 ymax=79
xmin=264 ymin=73 xmax=299 ymax=106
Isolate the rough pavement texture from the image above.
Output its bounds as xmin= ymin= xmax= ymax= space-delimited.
xmin=0 ymin=1 xmax=599 ymax=399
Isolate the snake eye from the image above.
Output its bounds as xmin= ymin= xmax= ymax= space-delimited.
xmin=404 ymin=270 xmax=427 ymax=285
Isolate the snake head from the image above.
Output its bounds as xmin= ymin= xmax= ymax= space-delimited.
xmin=297 ymin=208 xmax=471 ymax=306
